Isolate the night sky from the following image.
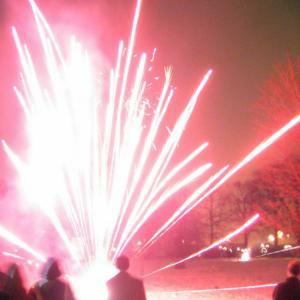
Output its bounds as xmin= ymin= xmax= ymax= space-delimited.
xmin=0 ymin=0 xmax=299 ymax=181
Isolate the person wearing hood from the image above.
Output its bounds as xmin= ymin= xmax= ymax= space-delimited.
xmin=0 ymin=268 xmax=10 ymax=300
xmin=4 ymin=263 xmax=27 ymax=300
xmin=28 ymin=258 xmax=75 ymax=300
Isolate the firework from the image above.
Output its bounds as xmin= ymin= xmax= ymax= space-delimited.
xmin=3 ymin=0 xmax=215 ymax=267
xmin=0 ymin=0 xmax=299 ymax=293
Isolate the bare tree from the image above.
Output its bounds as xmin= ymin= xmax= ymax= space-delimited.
xmin=255 ymin=57 xmax=300 ymax=137
xmin=252 ymin=57 xmax=300 ymax=243
xmin=228 ymin=181 xmax=257 ymax=247
xmin=199 ymin=188 xmax=233 ymax=245
xmin=251 ymin=164 xmax=300 ymax=244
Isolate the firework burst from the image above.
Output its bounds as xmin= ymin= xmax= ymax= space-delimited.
xmin=0 ymin=0 xmax=299 ymax=293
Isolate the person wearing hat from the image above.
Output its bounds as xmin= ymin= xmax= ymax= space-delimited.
xmin=4 ymin=264 xmax=27 ymax=300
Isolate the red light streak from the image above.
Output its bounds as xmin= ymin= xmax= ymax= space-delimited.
xmin=150 ymin=283 xmax=276 ymax=295
xmin=259 ymin=245 xmax=300 ymax=257
xmin=0 ymin=224 xmax=46 ymax=262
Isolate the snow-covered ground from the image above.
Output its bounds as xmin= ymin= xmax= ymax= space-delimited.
xmin=134 ymin=257 xmax=291 ymax=299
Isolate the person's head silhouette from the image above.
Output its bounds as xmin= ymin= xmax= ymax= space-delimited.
xmin=6 ymin=263 xmax=24 ymax=287
xmin=41 ymin=257 xmax=62 ymax=280
xmin=287 ymin=260 xmax=300 ymax=277
xmin=115 ymin=255 xmax=129 ymax=271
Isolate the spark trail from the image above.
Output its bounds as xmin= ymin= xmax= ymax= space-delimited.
xmin=0 ymin=224 xmax=46 ymax=262
xmin=136 ymin=115 xmax=300 ymax=256
xmin=150 ymin=283 xmax=276 ymax=295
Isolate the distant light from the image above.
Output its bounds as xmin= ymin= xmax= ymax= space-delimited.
xmin=240 ymin=249 xmax=251 ymax=262
xmin=137 ymin=240 xmax=142 ymax=246
xmin=284 ymin=245 xmax=292 ymax=249
xmin=268 ymin=234 xmax=275 ymax=242
xmin=261 ymin=247 xmax=268 ymax=254
xmin=277 ymin=231 xmax=284 ymax=239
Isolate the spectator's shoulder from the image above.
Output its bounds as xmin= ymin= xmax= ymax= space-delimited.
xmin=106 ymin=273 xmax=120 ymax=286
xmin=0 ymin=290 xmax=11 ymax=300
xmin=129 ymin=274 xmax=144 ymax=287
xmin=274 ymin=281 xmax=287 ymax=292
xmin=272 ymin=281 xmax=288 ymax=300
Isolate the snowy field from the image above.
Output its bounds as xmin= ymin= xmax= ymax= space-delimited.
xmin=133 ymin=258 xmax=292 ymax=300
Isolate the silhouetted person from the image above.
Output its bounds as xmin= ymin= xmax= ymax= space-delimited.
xmin=273 ymin=259 xmax=300 ymax=300
xmin=0 ymin=268 xmax=10 ymax=300
xmin=28 ymin=258 xmax=75 ymax=300
xmin=4 ymin=264 xmax=27 ymax=300
xmin=107 ymin=255 xmax=147 ymax=300
xmin=0 ymin=291 xmax=10 ymax=300
xmin=0 ymin=269 xmax=8 ymax=291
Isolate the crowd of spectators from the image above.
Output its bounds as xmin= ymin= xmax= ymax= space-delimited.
xmin=0 ymin=255 xmax=147 ymax=300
